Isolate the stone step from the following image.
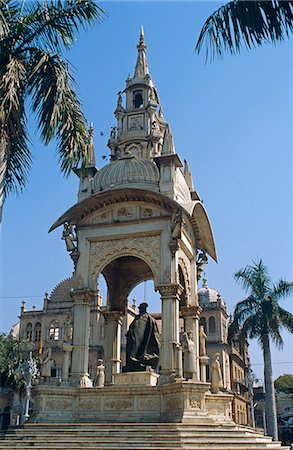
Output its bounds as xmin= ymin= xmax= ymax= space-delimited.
xmin=0 ymin=431 xmax=277 ymax=441
xmin=0 ymin=445 xmax=287 ymax=450
xmin=0 ymin=422 xmax=288 ymax=450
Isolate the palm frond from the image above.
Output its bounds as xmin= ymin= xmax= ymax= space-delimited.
xmin=0 ymin=0 xmax=10 ymax=39
xmin=195 ymin=1 xmax=293 ymax=62
xmin=28 ymin=49 xmax=88 ymax=175
xmin=228 ymin=316 xmax=240 ymax=343
xmin=233 ymin=295 xmax=258 ymax=321
xmin=272 ymin=279 xmax=293 ymax=300
xmin=277 ymin=306 xmax=293 ymax=334
xmin=0 ymin=56 xmax=31 ymax=198
xmin=15 ymin=0 xmax=105 ymax=54
xmin=241 ymin=314 xmax=263 ymax=341
xmin=234 ymin=259 xmax=271 ymax=299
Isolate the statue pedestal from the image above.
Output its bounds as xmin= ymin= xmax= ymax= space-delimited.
xmin=113 ymin=371 xmax=159 ymax=386
xmin=31 ymin=380 xmax=232 ymax=424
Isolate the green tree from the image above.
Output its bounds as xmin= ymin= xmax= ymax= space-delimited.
xmin=274 ymin=374 xmax=293 ymax=393
xmin=0 ymin=334 xmax=38 ymax=397
xmin=195 ymin=1 xmax=293 ymax=61
xmin=0 ymin=0 xmax=105 ymax=223
xmin=228 ymin=260 xmax=293 ymax=440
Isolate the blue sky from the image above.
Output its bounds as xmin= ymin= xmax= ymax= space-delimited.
xmin=1 ymin=1 xmax=292 ymax=382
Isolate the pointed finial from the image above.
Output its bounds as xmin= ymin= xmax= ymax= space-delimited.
xmin=140 ymin=25 xmax=144 ymax=43
xmin=87 ymin=123 xmax=96 ymax=167
xmin=162 ymin=125 xmax=175 ymax=155
xmin=134 ymin=26 xmax=148 ymax=78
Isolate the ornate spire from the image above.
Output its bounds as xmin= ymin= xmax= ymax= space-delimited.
xmin=183 ymin=159 xmax=194 ymax=191
xmin=134 ymin=26 xmax=148 ymax=78
xmin=162 ymin=125 xmax=175 ymax=155
xmin=87 ymin=123 xmax=96 ymax=167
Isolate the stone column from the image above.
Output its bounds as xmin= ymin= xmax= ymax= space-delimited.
xmin=103 ymin=311 xmax=123 ymax=384
xmin=62 ymin=344 xmax=73 ymax=381
xmin=157 ymin=284 xmax=182 ymax=384
xmin=199 ymin=356 xmax=209 ymax=382
xmin=70 ymin=289 xmax=95 ymax=386
xmin=181 ymin=305 xmax=202 ymax=382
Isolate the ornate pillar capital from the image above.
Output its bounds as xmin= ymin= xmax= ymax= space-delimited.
xmin=181 ymin=305 xmax=202 ymax=319
xmin=70 ymin=289 xmax=96 ymax=304
xmin=156 ymin=283 xmax=183 ymax=297
xmin=102 ymin=310 xmax=123 ymax=324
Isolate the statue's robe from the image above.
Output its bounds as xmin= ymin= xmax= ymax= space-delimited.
xmin=125 ymin=313 xmax=160 ymax=371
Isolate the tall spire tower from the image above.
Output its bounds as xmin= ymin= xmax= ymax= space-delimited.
xmin=134 ymin=26 xmax=148 ymax=78
xmin=108 ymin=28 xmax=167 ymax=161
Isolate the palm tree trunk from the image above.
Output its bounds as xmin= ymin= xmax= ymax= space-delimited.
xmin=0 ymin=135 xmax=6 ymax=226
xmin=262 ymin=334 xmax=278 ymax=441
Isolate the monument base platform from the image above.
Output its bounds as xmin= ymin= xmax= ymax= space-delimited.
xmin=30 ymin=380 xmax=231 ymax=424
xmin=1 ymin=381 xmax=285 ymax=449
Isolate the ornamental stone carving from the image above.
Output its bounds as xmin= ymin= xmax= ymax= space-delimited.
xmin=208 ymin=407 xmax=225 ymax=416
xmin=189 ymin=397 xmax=201 ymax=410
xmin=138 ymin=397 xmax=160 ymax=411
xmin=45 ymin=398 xmax=72 ymax=410
xmin=166 ymin=394 xmax=183 ymax=410
xmin=89 ymin=235 xmax=161 ymax=286
xmin=104 ymin=398 xmax=134 ymax=411
xmin=79 ymin=399 xmax=101 ymax=411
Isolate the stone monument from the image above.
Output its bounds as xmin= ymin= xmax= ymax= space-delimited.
xmin=7 ymin=28 xmax=282 ymax=450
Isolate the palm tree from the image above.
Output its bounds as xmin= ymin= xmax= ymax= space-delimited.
xmin=229 ymin=260 xmax=293 ymax=440
xmin=195 ymin=1 xmax=293 ymax=61
xmin=0 ymin=0 xmax=105 ymax=223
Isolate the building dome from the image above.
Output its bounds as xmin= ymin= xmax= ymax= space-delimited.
xmin=93 ymin=154 xmax=160 ymax=192
xmin=49 ymin=278 xmax=74 ymax=305
xmin=198 ymin=278 xmax=226 ymax=308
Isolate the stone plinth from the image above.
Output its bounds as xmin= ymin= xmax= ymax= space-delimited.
xmin=31 ymin=380 xmax=230 ymax=425
xmin=113 ymin=371 xmax=159 ymax=386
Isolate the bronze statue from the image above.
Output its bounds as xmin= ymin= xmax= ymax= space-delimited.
xmin=123 ymin=302 xmax=160 ymax=372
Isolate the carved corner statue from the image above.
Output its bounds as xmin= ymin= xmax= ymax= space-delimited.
xmin=196 ymin=252 xmax=208 ymax=282
xmin=94 ymin=359 xmax=105 ymax=388
xmin=62 ymin=223 xmax=76 ymax=252
xmin=181 ymin=331 xmax=197 ymax=381
xmin=41 ymin=347 xmax=54 ymax=380
xmin=211 ymin=352 xmax=223 ymax=394
xmin=62 ymin=222 xmax=80 ymax=269
xmin=199 ymin=325 xmax=207 ymax=356
xmin=123 ymin=302 xmax=160 ymax=372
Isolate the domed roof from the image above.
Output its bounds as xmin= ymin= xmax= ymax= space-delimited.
xmin=93 ymin=154 xmax=160 ymax=192
xmin=49 ymin=277 xmax=74 ymax=304
xmin=198 ymin=278 xmax=226 ymax=309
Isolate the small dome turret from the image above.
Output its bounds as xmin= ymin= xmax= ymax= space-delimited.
xmin=93 ymin=153 xmax=160 ymax=193
xmin=198 ymin=277 xmax=226 ymax=309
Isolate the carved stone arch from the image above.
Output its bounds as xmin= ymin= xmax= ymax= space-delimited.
xmin=178 ymin=252 xmax=191 ymax=306
xmin=89 ymin=235 xmax=161 ymax=294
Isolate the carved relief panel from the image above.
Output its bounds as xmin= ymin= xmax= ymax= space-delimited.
xmin=89 ymin=234 xmax=162 ymax=288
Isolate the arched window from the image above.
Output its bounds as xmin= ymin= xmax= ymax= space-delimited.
xmin=199 ymin=317 xmax=207 ymax=333
xmin=26 ymin=323 xmax=33 ymax=341
xmin=133 ymin=90 xmax=143 ymax=108
xmin=34 ymin=322 xmax=41 ymax=342
xmin=209 ymin=316 xmax=216 ymax=334
xmin=48 ymin=320 xmax=59 ymax=341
